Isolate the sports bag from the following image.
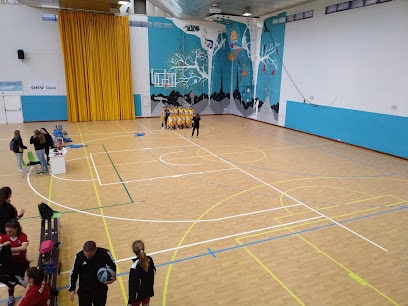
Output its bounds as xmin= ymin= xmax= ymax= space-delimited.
xmin=40 ymin=240 xmax=54 ymax=254
xmin=38 ymin=202 xmax=57 ymax=220
xmin=9 ymin=138 xmax=18 ymax=152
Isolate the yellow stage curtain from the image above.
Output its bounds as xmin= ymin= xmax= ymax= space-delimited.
xmin=58 ymin=11 xmax=134 ymax=122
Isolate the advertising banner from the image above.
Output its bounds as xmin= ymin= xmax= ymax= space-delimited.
xmin=27 ymin=81 xmax=57 ymax=95
xmin=0 ymin=81 xmax=23 ymax=91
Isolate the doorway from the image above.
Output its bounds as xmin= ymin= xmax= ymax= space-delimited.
xmin=0 ymin=91 xmax=24 ymax=124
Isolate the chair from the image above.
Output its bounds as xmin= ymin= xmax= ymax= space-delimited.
xmin=27 ymin=151 xmax=41 ymax=173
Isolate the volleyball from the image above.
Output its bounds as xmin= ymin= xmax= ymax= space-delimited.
xmin=97 ymin=266 xmax=114 ymax=283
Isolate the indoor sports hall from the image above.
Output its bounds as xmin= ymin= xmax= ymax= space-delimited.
xmin=1 ymin=0 xmax=407 ymax=305
xmin=0 ymin=115 xmax=407 ymax=305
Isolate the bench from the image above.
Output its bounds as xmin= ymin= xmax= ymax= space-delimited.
xmin=38 ymin=217 xmax=61 ymax=306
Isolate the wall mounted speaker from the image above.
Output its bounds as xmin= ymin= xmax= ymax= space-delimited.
xmin=17 ymin=49 xmax=24 ymax=60
xmin=134 ymin=0 xmax=146 ymax=14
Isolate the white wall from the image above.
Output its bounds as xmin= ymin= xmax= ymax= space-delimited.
xmin=129 ymin=15 xmax=151 ymax=116
xmin=1 ymin=1 xmax=407 ymax=122
xmin=0 ymin=5 xmax=65 ymax=94
xmin=279 ymin=0 xmax=408 ymax=125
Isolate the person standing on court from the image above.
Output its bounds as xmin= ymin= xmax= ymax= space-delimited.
xmin=30 ymin=129 xmax=48 ymax=174
xmin=68 ymin=241 xmax=117 ymax=306
xmin=191 ymin=113 xmax=201 ymax=138
xmin=0 ymin=186 xmax=24 ymax=236
xmin=128 ymin=240 xmax=156 ymax=306
xmin=40 ymin=128 xmax=54 ymax=164
xmin=10 ymin=130 xmax=27 ymax=173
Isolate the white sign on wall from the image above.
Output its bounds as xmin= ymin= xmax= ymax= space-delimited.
xmin=27 ymin=81 xmax=58 ymax=95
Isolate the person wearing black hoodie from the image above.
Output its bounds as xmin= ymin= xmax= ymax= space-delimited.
xmin=40 ymin=128 xmax=54 ymax=163
xmin=0 ymin=186 xmax=24 ymax=236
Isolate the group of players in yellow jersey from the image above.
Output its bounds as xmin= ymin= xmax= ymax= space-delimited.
xmin=160 ymin=106 xmax=195 ymax=129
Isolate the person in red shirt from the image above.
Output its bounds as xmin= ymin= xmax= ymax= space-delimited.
xmin=18 ymin=266 xmax=51 ymax=306
xmin=0 ymin=219 xmax=29 ymax=306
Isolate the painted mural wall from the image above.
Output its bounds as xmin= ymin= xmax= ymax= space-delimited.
xmin=146 ymin=14 xmax=285 ymax=126
xmin=1 ymin=1 xmax=407 ymax=157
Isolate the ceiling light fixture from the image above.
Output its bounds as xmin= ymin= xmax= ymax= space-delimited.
xmin=242 ymin=8 xmax=252 ymax=17
xmin=210 ymin=3 xmax=222 ymax=14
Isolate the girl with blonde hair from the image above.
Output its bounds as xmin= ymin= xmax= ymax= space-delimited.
xmin=10 ymin=130 xmax=27 ymax=173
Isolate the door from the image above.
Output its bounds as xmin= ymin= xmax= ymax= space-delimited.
xmin=0 ymin=91 xmax=24 ymax=124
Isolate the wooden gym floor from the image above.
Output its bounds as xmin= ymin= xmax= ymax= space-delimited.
xmin=0 ymin=115 xmax=407 ymax=305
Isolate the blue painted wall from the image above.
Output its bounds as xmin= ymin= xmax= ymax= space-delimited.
xmin=22 ymin=95 xmax=142 ymax=121
xmin=134 ymin=94 xmax=142 ymax=116
xmin=22 ymin=96 xmax=68 ymax=122
xmin=285 ymin=101 xmax=408 ymax=159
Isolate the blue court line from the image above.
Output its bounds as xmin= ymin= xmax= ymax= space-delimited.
xmin=2 ymin=205 xmax=405 ymax=304
xmin=207 ymin=248 xmax=216 ymax=258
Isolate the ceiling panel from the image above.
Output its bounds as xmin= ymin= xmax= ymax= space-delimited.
xmin=147 ymin=0 xmax=315 ymax=19
xmin=16 ymin=0 xmax=315 ymax=17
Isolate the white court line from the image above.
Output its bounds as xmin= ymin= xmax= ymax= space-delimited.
xmin=89 ymin=152 xmax=102 ymax=185
xmin=159 ymin=151 xmax=201 ymax=166
xmin=58 ymin=215 xmax=324 ymax=274
xmin=180 ymin=134 xmax=388 ymax=252
xmin=90 ymin=144 xmax=195 ymax=156
xmin=27 ymin=168 xmax=302 ymax=223
xmin=98 ymin=168 xmax=237 ymax=186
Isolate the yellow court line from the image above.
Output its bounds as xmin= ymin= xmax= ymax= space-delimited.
xmin=277 ymin=182 xmax=407 ymax=216
xmin=276 ymin=199 xmax=406 ymax=223
xmin=236 ymin=240 xmax=305 ymax=305
xmin=240 ymin=199 xmax=405 ymax=242
xmin=271 ymin=203 xmax=400 ymax=306
xmin=48 ymin=172 xmax=54 ymax=207
xmin=163 ymin=177 xmax=405 ymax=305
xmin=196 ymin=145 xmax=267 ymax=164
xmin=77 ymin=126 xmax=128 ymax=304
xmin=293 ymin=233 xmax=400 ymax=305
xmin=162 ymin=187 xmax=258 ymax=306
xmin=236 ymin=199 xmax=401 ymax=305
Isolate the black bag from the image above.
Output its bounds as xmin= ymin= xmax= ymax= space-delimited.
xmin=50 ymin=285 xmax=59 ymax=297
xmin=38 ymin=203 xmax=58 ymax=220
xmin=0 ymin=245 xmax=12 ymax=274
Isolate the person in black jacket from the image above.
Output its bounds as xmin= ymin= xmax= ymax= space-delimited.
xmin=128 ymin=240 xmax=156 ymax=306
xmin=0 ymin=186 xmax=24 ymax=236
xmin=69 ymin=241 xmax=116 ymax=306
xmin=40 ymin=128 xmax=54 ymax=163
xmin=30 ymin=129 xmax=48 ymax=174
xmin=191 ymin=113 xmax=201 ymax=138
xmin=10 ymin=130 xmax=27 ymax=173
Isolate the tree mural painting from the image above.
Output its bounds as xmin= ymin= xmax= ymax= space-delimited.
xmin=168 ymin=48 xmax=208 ymax=92
xmin=171 ymin=19 xmax=226 ymax=105
xmin=242 ymin=20 xmax=280 ymax=105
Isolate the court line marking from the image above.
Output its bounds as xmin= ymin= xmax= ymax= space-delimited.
xmin=77 ymin=126 xmax=128 ymax=303
xmin=276 ymin=223 xmax=399 ymax=305
xmin=238 ymin=240 xmax=305 ymax=305
xmin=54 ymin=215 xmax=323 ymax=273
xmin=19 ymin=206 xmax=408 ymax=276
xmin=159 ymin=151 xmax=201 ymax=166
xmin=90 ymin=144 xmax=195 ymax=155
xmin=98 ymin=167 xmax=237 ymax=185
xmin=89 ymin=151 xmax=103 ymax=185
xmin=25 ymin=176 xmax=307 ymax=223
xmin=179 ymin=134 xmax=388 ymax=252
